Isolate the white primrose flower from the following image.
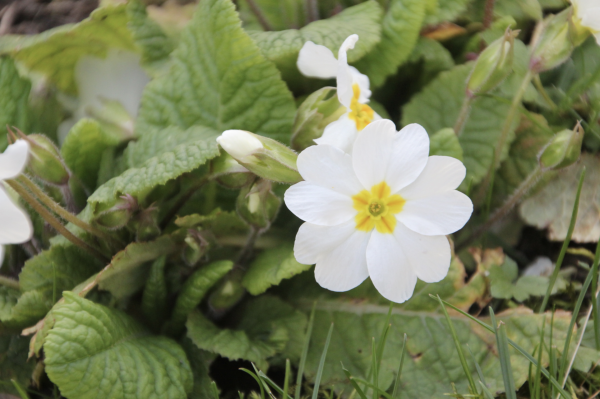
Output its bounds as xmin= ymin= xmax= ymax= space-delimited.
xmin=571 ymin=0 xmax=600 ymax=44
xmin=0 ymin=140 xmax=33 ymax=264
xmin=297 ymin=34 xmax=380 ymax=153
xmin=284 ymin=120 xmax=473 ymax=303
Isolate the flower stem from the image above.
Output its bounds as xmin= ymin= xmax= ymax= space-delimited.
xmin=456 ymin=165 xmax=544 ymax=251
xmin=533 ymin=74 xmax=557 ymax=110
xmin=245 ymin=0 xmax=272 ymax=31
xmin=475 ymin=70 xmax=533 ymax=204
xmin=17 ymin=175 xmax=124 ymax=247
xmin=0 ymin=275 xmax=20 ymax=290
xmin=236 ymin=226 xmax=260 ymax=266
xmin=454 ymin=95 xmax=474 ymax=136
xmin=5 ymin=180 xmax=109 ymax=263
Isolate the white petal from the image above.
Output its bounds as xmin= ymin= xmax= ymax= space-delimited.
xmin=394 ymin=224 xmax=451 ymax=283
xmin=0 ymin=186 xmax=33 ymax=245
xmin=336 ymin=35 xmax=359 ymax=108
xmin=293 ymin=220 xmax=356 ymax=264
xmin=352 ymin=119 xmax=395 ymax=189
xmin=315 ymin=228 xmax=370 ymax=292
xmin=297 ymin=144 xmax=362 ymax=196
xmin=297 ymin=41 xmax=339 ymax=79
xmin=398 ymin=156 xmax=466 ymax=200
xmin=366 ymin=232 xmax=417 ymax=303
xmin=284 ymin=181 xmax=355 ymax=226
xmin=0 ymin=140 xmax=30 ymax=181
xmin=397 ymin=191 xmax=473 ymax=236
xmin=314 ymin=115 xmax=358 ymax=154
xmin=385 ymin=123 xmax=430 ymax=193
xmin=581 ymin=7 xmax=600 ymax=32
xmin=348 ymin=66 xmax=371 ymax=102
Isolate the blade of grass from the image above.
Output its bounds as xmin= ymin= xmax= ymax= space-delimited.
xmin=371 ymin=338 xmax=378 ymax=399
xmin=391 ymin=333 xmax=407 ymax=399
xmin=430 ymin=294 xmax=571 ymax=399
xmin=435 ymin=295 xmax=478 ymax=395
xmin=11 ymin=379 xmax=30 ymax=399
xmin=539 ymin=167 xmax=586 ymax=313
xmin=533 ymin=317 xmax=546 ymax=399
xmin=296 ymin=303 xmax=316 ymax=399
xmin=253 ymin=363 xmax=276 ymax=399
xmin=479 ymin=380 xmax=495 ymax=399
xmin=257 ymin=371 xmax=293 ymax=399
xmin=284 ymin=359 xmax=291 ymax=399
xmin=550 ymin=346 xmax=558 ymax=399
xmin=467 ymin=344 xmax=486 ymax=387
xmin=490 ymin=309 xmax=517 ymax=399
xmin=211 ymin=381 xmax=220 ymax=399
xmin=591 ymin=239 xmax=600 ymax=350
xmin=350 ymin=377 xmax=393 ymax=399
xmin=312 ymin=323 xmax=334 ymax=399
xmin=240 ymin=368 xmax=266 ymax=399
xmin=558 ymin=263 xmax=594 ymax=382
xmin=341 ymin=363 xmax=369 ymax=399
xmin=238 ymin=391 xmax=245 ymax=399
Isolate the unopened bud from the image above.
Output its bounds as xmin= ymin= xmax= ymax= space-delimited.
xmin=208 ymin=268 xmax=245 ymax=313
xmin=17 ymin=131 xmax=70 ymax=186
xmin=467 ymin=29 xmax=519 ymax=97
xmin=217 ymin=130 xmax=302 ymax=184
xmin=93 ymin=194 xmax=137 ymax=230
xmin=530 ymin=9 xmax=575 ymax=73
xmin=210 ymin=152 xmax=254 ymax=189
xmin=236 ymin=179 xmax=281 ymax=230
xmin=291 ymin=87 xmax=346 ymax=151
xmin=135 ymin=205 xmax=161 ymax=242
xmin=539 ymin=123 xmax=584 ymax=170
xmin=182 ymin=229 xmax=209 ymax=266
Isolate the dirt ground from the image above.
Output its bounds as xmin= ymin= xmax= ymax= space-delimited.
xmin=0 ymin=0 xmax=98 ymax=35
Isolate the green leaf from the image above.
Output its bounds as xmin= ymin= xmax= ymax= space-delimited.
xmin=429 ymin=128 xmax=463 ymax=160
xmin=401 ymin=63 xmax=519 ymax=186
xmin=406 ymin=37 xmax=455 ymax=85
xmin=44 ymin=293 xmax=193 ymax=399
xmin=135 ymin=0 xmax=296 ymax=142
xmin=242 ymin=244 xmax=312 ymax=295
xmin=165 ymin=260 xmax=234 ymax=335
xmin=424 ymin=0 xmax=473 ymax=25
xmin=187 ymin=296 xmax=306 ymax=368
xmin=88 ymin=128 xmax=220 ymax=209
xmin=520 ymin=153 xmax=600 ymax=242
xmin=175 ymin=209 xmax=250 ymax=237
xmin=1 ymin=5 xmax=137 ymax=95
xmin=354 ymin=0 xmax=426 ymax=87
xmin=182 ymin=339 xmax=216 ymax=399
xmin=61 ymin=119 xmax=121 ymax=190
xmin=126 ymin=0 xmax=175 ymax=75
xmin=0 ymin=56 xmax=32 ymax=150
xmin=0 ymin=334 xmax=36 ymax=395
xmin=237 ymin=0 xmax=307 ymax=31
xmin=248 ymin=2 xmax=382 ymax=85
xmin=142 ymin=256 xmax=168 ymax=331
xmin=0 ymin=290 xmax=53 ymax=329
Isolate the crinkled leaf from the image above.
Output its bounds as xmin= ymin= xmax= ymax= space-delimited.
xmin=0 ymin=334 xmax=35 ymax=395
xmin=401 ymin=63 xmax=518 ymax=186
xmin=136 ymin=0 xmax=296 ymax=142
xmin=354 ymin=0 xmax=426 ymax=87
xmin=141 ymin=256 xmax=168 ymax=331
xmin=0 ymin=56 xmax=32 ymax=151
xmin=187 ymin=296 xmax=306 ymax=368
xmin=88 ymin=128 xmax=220 ymax=209
xmin=165 ymin=260 xmax=233 ymax=335
xmin=44 ymin=293 xmax=193 ymax=399
xmin=175 ymin=209 xmax=249 ymax=237
xmin=405 ymin=37 xmax=455 ymax=87
xmin=126 ymin=0 xmax=175 ymax=75
xmin=1 ymin=5 xmax=136 ymax=95
xmin=520 ymin=153 xmax=600 ymax=242
xmin=424 ymin=0 xmax=473 ymax=25
xmin=182 ymin=339 xmax=216 ymax=399
xmin=429 ymin=128 xmax=463 ymax=160
xmin=0 ymin=290 xmax=53 ymax=329
xmin=61 ymin=119 xmax=121 ymax=190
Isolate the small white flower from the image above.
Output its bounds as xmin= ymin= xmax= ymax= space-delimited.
xmin=571 ymin=0 xmax=600 ymax=44
xmin=297 ymin=35 xmax=380 ymax=153
xmin=284 ymin=120 xmax=473 ymax=303
xmin=0 ymin=140 xmax=33 ymax=264
xmin=216 ymin=130 xmax=264 ymax=162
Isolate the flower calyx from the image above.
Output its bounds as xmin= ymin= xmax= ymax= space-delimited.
xmin=236 ymin=179 xmax=281 ymax=230
xmin=539 ymin=122 xmax=584 ymax=171
xmin=93 ymin=194 xmax=138 ymax=230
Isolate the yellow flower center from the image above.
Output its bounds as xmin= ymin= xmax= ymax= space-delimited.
xmin=348 ymin=83 xmax=375 ymax=131
xmin=351 ymin=182 xmax=405 ymax=234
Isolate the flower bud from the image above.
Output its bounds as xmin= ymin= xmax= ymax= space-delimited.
xmin=539 ymin=123 xmax=584 ymax=170
xmin=467 ymin=28 xmax=519 ymax=97
xmin=208 ymin=268 xmax=245 ymax=314
xmin=93 ymin=194 xmax=137 ymax=230
xmin=236 ymin=179 xmax=281 ymax=230
xmin=210 ymin=152 xmax=254 ymax=189
xmin=217 ymin=130 xmax=302 ymax=184
xmin=182 ymin=229 xmax=209 ymax=266
xmin=530 ymin=9 xmax=576 ymax=73
xmin=290 ymin=87 xmax=346 ymax=151
xmin=20 ymin=132 xmax=70 ymax=186
xmin=135 ymin=205 xmax=161 ymax=242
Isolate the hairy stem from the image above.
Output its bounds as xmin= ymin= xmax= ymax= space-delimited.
xmin=245 ymin=0 xmax=272 ymax=31
xmin=454 ymin=95 xmax=474 ymax=136
xmin=0 ymin=275 xmax=20 ymax=290
xmin=18 ymin=175 xmax=123 ymax=247
xmin=236 ymin=226 xmax=260 ymax=266
xmin=533 ymin=74 xmax=557 ymax=110
xmin=456 ymin=165 xmax=544 ymax=251
xmin=6 ymin=180 xmax=109 ymax=263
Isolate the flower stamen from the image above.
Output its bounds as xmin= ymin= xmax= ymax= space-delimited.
xmin=348 ymin=83 xmax=374 ymax=131
xmin=352 ymin=182 xmax=405 ymax=234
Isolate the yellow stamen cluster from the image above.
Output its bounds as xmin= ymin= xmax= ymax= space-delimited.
xmin=348 ymin=83 xmax=375 ymax=131
xmin=352 ymin=182 xmax=405 ymax=234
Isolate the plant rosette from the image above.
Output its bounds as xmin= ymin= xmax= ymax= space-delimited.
xmin=284 ymin=119 xmax=473 ymax=303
